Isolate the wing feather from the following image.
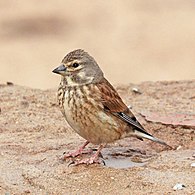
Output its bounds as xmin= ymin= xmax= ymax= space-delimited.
xmin=96 ymin=78 xmax=128 ymax=112
xmin=97 ymin=78 xmax=146 ymax=132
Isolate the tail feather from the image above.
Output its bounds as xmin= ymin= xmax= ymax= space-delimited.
xmin=134 ymin=130 xmax=171 ymax=148
xmin=115 ymin=111 xmax=171 ymax=148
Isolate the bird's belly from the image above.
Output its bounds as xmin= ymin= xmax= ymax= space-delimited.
xmin=63 ymin=91 xmax=122 ymax=144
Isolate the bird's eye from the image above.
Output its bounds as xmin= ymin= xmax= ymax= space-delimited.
xmin=72 ymin=63 xmax=79 ymax=68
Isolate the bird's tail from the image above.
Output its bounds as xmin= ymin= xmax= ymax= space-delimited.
xmin=134 ymin=130 xmax=171 ymax=148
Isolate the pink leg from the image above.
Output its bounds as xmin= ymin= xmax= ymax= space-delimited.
xmin=63 ymin=141 xmax=91 ymax=159
xmin=73 ymin=144 xmax=106 ymax=165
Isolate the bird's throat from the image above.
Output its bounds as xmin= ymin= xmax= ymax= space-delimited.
xmin=62 ymin=72 xmax=94 ymax=86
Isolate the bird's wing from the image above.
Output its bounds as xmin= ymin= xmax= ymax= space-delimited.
xmin=96 ymin=78 xmax=128 ymax=112
xmin=96 ymin=78 xmax=170 ymax=147
xmin=96 ymin=78 xmax=147 ymax=133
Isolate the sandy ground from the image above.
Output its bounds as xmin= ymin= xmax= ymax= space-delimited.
xmin=0 ymin=80 xmax=194 ymax=194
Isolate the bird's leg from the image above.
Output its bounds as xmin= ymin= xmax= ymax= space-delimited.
xmin=72 ymin=144 xmax=106 ymax=165
xmin=63 ymin=141 xmax=91 ymax=159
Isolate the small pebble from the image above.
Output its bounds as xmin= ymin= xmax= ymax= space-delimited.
xmin=127 ymin=105 xmax=132 ymax=109
xmin=6 ymin=81 xmax=14 ymax=86
xmin=176 ymin=145 xmax=182 ymax=150
xmin=173 ymin=183 xmax=185 ymax=190
xmin=191 ymin=162 xmax=195 ymax=167
xmin=132 ymin=87 xmax=142 ymax=94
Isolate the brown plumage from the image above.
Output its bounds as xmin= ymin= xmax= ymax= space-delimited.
xmin=52 ymin=49 xmax=169 ymax=165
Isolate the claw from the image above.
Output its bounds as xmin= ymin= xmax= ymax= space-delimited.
xmin=68 ymin=160 xmax=76 ymax=167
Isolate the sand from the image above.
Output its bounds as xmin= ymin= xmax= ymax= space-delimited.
xmin=0 ymin=80 xmax=194 ymax=194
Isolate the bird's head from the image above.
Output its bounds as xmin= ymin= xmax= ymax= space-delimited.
xmin=52 ymin=49 xmax=104 ymax=86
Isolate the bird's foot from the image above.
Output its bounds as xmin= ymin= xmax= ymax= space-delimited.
xmin=63 ymin=148 xmax=93 ymax=159
xmin=68 ymin=144 xmax=106 ymax=166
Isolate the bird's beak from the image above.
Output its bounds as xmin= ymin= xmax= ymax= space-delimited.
xmin=52 ymin=64 xmax=67 ymax=75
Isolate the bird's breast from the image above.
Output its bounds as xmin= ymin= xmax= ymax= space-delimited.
xmin=60 ymin=85 xmax=124 ymax=144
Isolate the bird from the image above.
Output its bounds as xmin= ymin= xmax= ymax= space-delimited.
xmin=52 ymin=49 xmax=169 ymax=165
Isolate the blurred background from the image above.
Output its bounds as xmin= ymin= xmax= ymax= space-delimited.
xmin=0 ymin=0 xmax=195 ymax=89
